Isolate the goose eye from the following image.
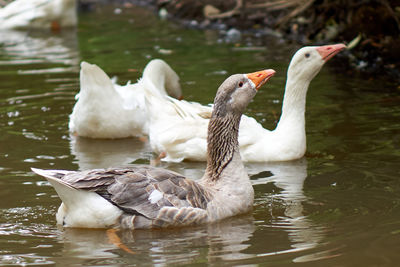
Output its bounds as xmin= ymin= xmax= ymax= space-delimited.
xmin=238 ymin=82 xmax=244 ymax=87
xmin=305 ymin=53 xmax=310 ymax=58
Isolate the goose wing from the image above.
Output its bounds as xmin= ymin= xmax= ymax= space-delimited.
xmin=33 ymin=167 xmax=213 ymax=225
xmin=166 ymin=96 xmax=213 ymax=119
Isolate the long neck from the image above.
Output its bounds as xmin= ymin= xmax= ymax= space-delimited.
xmin=204 ymin=113 xmax=241 ymax=182
xmin=143 ymin=63 xmax=170 ymax=95
xmin=143 ymin=62 xmax=181 ymax=98
xmin=144 ymin=68 xmax=163 ymax=91
xmin=276 ymin=73 xmax=310 ymax=132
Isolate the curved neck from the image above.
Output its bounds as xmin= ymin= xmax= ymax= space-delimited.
xmin=276 ymin=73 xmax=310 ymax=132
xmin=143 ymin=62 xmax=179 ymax=97
xmin=205 ymin=113 xmax=241 ymax=182
xmin=143 ymin=67 xmax=165 ymax=92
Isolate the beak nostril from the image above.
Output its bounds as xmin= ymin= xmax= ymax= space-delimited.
xmin=316 ymin=43 xmax=345 ymax=61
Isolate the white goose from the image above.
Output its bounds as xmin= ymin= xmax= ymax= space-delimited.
xmin=69 ymin=59 xmax=182 ymax=139
xmin=148 ymin=44 xmax=346 ymax=162
xmin=0 ymin=0 xmax=77 ymax=30
xmin=32 ymin=68 xmax=276 ymax=229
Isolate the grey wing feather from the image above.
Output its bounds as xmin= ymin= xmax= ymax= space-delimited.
xmin=107 ymin=167 xmax=214 ymax=219
xmin=49 ymin=166 xmax=213 ymax=221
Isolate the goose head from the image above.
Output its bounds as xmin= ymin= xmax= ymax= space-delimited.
xmin=206 ymin=69 xmax=276 ymax=181
xmin=287 ymin=44 xmax=346 ymax=82
xmin=213 ymin=69 xmax=276 ymax=117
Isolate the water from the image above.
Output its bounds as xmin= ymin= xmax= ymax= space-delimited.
xmin=1 ymin=4 xmax=399 ymax=266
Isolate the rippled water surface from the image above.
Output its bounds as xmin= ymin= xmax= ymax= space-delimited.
xmin=1 ymin=4 xmax=399 ymax=266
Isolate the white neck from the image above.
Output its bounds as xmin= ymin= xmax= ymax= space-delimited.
xmin=142 ymin=60 xmax=180 ymax=98
xmin=275 ymin=73 xmax=310 ymax=133
xmin=143 ymin=67 xmax=167 ymax=94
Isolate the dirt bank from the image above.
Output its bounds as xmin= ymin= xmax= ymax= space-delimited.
xmin=3 ymin=0 xmax=396 ymax=82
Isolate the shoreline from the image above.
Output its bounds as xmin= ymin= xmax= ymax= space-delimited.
xmin=125 ymin=0 xmax=400 ymax=84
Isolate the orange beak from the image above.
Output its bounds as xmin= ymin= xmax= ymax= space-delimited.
xmin=246 ymin=69 xmax=276 ymax=90
xmin=316 ymin=43 xmax=346 ymax=61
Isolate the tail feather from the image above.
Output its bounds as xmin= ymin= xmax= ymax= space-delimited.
xmin=31 ymin=168 xmax=80 ymax=207
xmin=80 ymin=61 xmax=115 ymax=94
xmin=31 ymin=168 xmax=122 ymax=228
xmin=31 ymin=168 xmax=75 ymax=189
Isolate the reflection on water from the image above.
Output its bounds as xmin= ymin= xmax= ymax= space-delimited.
xmin=55 ymin=215 xmax=255 ymax=265
xmin=70 ymin=135 xmax=210 ymax=180
xmin=70 ymin=136 xmax=152 ymax=170
xmin=248 ymin=160 xmax=331 ymax=262
xmin=60 ymin=133 xmax=331 ymax=263
xmin=52 ymin=158 xmax=337 ymax=264
xmin=0 ymin=29 xmax=79 ymax=73
xmin=0 ymin=206 xmax=59 ymax=266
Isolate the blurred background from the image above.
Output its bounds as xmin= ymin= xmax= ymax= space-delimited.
xmin=0 ymin=1 xmax=399 ymax=266
xmin=97 ymin=0 xmax=400 ymax=81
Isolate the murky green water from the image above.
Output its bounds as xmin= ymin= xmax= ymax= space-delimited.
xmin=1 ymin=4 xmax=399 ymax=266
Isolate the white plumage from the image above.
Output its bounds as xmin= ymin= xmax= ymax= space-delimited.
xmin=0 ymin=0 xmax=77 ymax=30
xmin=148 ymin=44 xmax=346 ymax=162
xmin=69 ymin=59 xmax=182 ymax=139
xmin=32 ymin=168 xmax=122 ymax=228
